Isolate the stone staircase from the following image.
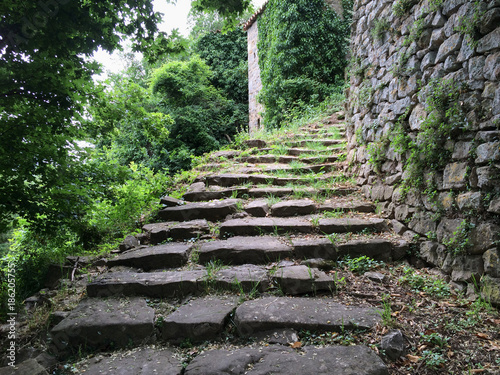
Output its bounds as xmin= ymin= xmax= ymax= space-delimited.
xmin=48 ymin=113 xmax=404 ymax=374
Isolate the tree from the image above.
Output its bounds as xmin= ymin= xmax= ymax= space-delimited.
xmin=0 ymin=0 xmax=252 ymax=231
xmin=258 ymin=0 xmax=353 ymax=127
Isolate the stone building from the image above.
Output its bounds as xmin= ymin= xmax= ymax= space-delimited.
xmin=244 ymin=2 xmax=267 ymax=134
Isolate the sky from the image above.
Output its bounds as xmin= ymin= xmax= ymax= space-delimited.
xmin=93 ymin=0 xmax=267 ymax=78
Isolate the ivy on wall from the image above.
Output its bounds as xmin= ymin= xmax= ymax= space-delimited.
xmin=257 ymin=0 xmax=353 ymax=128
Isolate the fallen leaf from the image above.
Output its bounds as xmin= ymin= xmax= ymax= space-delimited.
xmin=290 ymin=341 xmax=302 ymax=349
xmin=476 ymin=333 xmax=490 ymax=340
xmin=406 ymin=354 xmax=420 ymax=363
xmin=447 ymin=351 xmax=454 ymax=359
xmin=417 ymin=345 xmax=427 ymax=352
xmin=469 ymin=370 xmax=486 ymax=373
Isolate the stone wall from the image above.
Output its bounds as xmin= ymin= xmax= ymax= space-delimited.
xmin=346 ymin=0 xmax=500 ymax=302
xmin=247 ymin=20 xmax=264 ymax=134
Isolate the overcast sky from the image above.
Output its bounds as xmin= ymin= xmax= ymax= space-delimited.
xmin=93 ymin=0 xmax=266 ymax=78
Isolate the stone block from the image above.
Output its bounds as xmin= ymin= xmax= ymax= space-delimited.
xmin=483 ymin=248 xmax=500 ymax=278
xmin=381 ymin=330 xmax=405 ymax=361
xmin=450 ymin=255 xmax=484 ymax=282
xmin=481 ymin=275 xmax=500 ymax=306
xmin=456 ymin=192 xmax=481 ymax=211
xmin=409 ymin=104 xmax=426 ymax=130
xmin=480 ymin=8 xmax=500 ymax=35
xmin=475 ymin=166 xmax=497 ymax=188
xmin=429 ymin=28 xmax=446 ymax=51
xmin=443 ymin=0 xmax=466 ymax=16
xmin=477 ymin=28 xmax=500 ymax=53
xmin=475 ymin=142 xmax=500 ymax=164
xmin=483 ymin=52 xmax=500 ymax=81
xmin=443 ymin=162 xmax=468 ymax=189
xmin=468 ymin=56 xmax=486 ymax=80
xmin=470 ymin=223 xmax=500 ymax=255
xmin=408 ymin=214 xmax=437 ymax=236
xmin=488 ymin=198 xmax=500 ymax=214
xmin=436 ymin=218 xmax=463 ymax=243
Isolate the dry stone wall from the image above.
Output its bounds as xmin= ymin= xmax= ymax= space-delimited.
xmin=346 ymin=0 xmax=500 ymax=302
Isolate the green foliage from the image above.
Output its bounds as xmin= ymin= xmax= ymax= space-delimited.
xmin=339 ymin=255 xmax=382 ymax=275
xmin=258 ymin=0 xmax=352 ymax=128
xmin=399 ymin=267 xmax=451 ymax=298
xmin=194 ymin=28 xmax=248 ymax=104
xmin=0 ymin=0 xmax=169 ymax=232
xmin=370 ymin=20 xmax=390 ymax=41
xmin=455 ymin=1 xmax=487 ymax=47
xmin=392 ymin=0 xmax=418 ymax=17
xmin=443 ymin=220 xmax=475 ymax=256
xmin=401 ymin=78 xmax=467 ymax=189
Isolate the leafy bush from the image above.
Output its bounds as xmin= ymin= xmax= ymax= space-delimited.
xmin=258 ymin=0 xmax=353 ymax=128
xmin=339 ymin=255 xmax=382 ymax=275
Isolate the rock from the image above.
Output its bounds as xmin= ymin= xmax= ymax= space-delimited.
xmin=183 ymin=188 xmax=249 ymax=202
xmin=198 ymin=236 xmax=293 ymax=265
xmin=456 ymin=192 xmax=481 ymax=211
xmin=119 ymin=235 xmax=139 ymax=252
xmin=483 ymin=249 xmax=500 ymax=278
xmin=0 ymin=359 xmax=48 ymax=375
xmin=271 ymin=199 xmax=316 ymax=217
xmin=436 ymin=218 xmax=464 ymax=243
xmin=292 ymin=238 xmax=336 ymax=260
xmin=214 ymin=265 xmax=270 ymax=292
xmin=381 ymin=330 xmax=405 ymax=361
xmin=484 ymin=52 xmax=500 ymax=81
xmin=435 ymin=33 xmax=463 ymax=63
xmin=336 ymin=239 xmax=393 ymax=261
xmin=477 ymin=28 xmax=500 ymax=53
xmin=481 ymin=275 xmax=500 ymax=306
xmin=452 ymin=141 xmax=473 ymax=159
xmin=108 ymin=243 xmax=193 ymax=270
xmin=474 ymin=166 xmax=498 ymax=188
xmin=409 ymin=104 xmax=426 ymax=130
xmin=319 ymin=218 xmax=387 ymax=233
xmin=162 ymin=296 xmax=239 ymax=343
xmin=168 ymin=219 xmax=210 ymax=240
xmin=220 ymin=217 xmax=313 ymax=237
xmin=480 ymin=8 xmax=500 ymax=34
xmin=158 ymin=199 xmax=241 ymax=222
xmin=184 ymin=345 xmax=389 ymax=375
xmin=244 ymin=200 xmax=269 ymax=217
xmin=442 ymin=162 xmax=469 ymax=189
xmin=408 ymin=214 xmax=437 ymax=236
xmin=468 ymin=56 xmax=486 ymax=80
xmin=470 ymin=223 xmax=500 ymax=255
xmin=75 ymin=348 xmax=182 ymax=375
xmin=364 ymin=272 xmax=386 ymax=283
xmin=420 ymin=242 xmax=448 ymax=267
xmin=244 ymin=139 xmax=267 ymax=148
xmin=475 ymin=142 xmax=500 ymax=164
xmin=392 ymin=240 xmax=409 ymax=261
xmin=161 ymin=196 xmax=185 ymax=207
xmin=450 ymin=255 xmax=484 ymax=283
xmin=87 ymin=270 xmax=206 ymax=298
xmin=488 ymin=198 xmax=500 ymax=214
xmin=234 ymin=297 xmax=381 ymax=336
xmin=49 ymin=311 xmax=69 ymax=327
xmin=301 ymin=258 xmax=337 ymax=271
xmin=51 ymin=298 xmax=154 ymax=353
xmin=271 ymin=265 xmax=335 ymax=295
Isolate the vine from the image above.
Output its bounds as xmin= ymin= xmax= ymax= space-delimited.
xmin=257 ymin=0 xmax=353 ymax=128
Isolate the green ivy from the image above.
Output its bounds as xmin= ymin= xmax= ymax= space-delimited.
xmin=257 ymin=0 xmax=353 ymax=128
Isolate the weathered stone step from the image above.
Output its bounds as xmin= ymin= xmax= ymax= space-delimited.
xmin=72 ymin=347 xmax=183 ymax=375
xmin=157 ymin=199 xmax=240 ymax=222
xmin=183 ymin=187 xmax=248 ymax=202
xmin=198 ymin=236 xmax=293 ymax=264
xmin=247 ymin=187 xmax=356 ymax=198
xmin=87 ymin=270 xmax=206 ymax=298
xmin=220 ymin=217 xmax=386 ymax=237
xmin=184 ymin=345 xmax=388 ymax=375
xmin=234 ymin=297 xmax=381 ymax=335
xmin=286 ymin=139 xmax=346 ymax=148
xmin=236 ymin=154 xmax=342 ymax=165
xmin=50 ymin=298 xmax=154 ymax=353
xmin=198 ymin=173 xmax=347 ymax=188
xmin=277 ymin=131 xmax=345 ymax=139
xmin=239 ymin=162 xmax=343 ymax=174
xmin=142 ymin=219 xmax=210 ymax=244
xmin=162 ymin=296 xmax=239 ymax=343
xmin=87 ymin=264 xmax=335 ymax=298
xmin=198 ymin=236 xmax=393 ymax=264
xmin=107 ymin=243 xmax=193 ymax=270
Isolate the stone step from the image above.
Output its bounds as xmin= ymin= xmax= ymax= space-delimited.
xmin=198 ymin=236 xmax=294 ymax=265
xmin=162 ymin=296 xmax=239 ymax=343
xmin=271 ymin=265 xmax=335 ymax=294
xmin=184 ymin=345 xmax=388 ymax=375
xmin=234 ymin=297 xmax=381 ymax=336
xmin=72 ymin=347 xmax=183 ymax=375
xmin=198 ymin=173 xmax=347 ymax=188
xmin=50 ymin=298 xmax=154 ymax=353
xmin=107 ymin=243 xmax=193 ymax=270
xmin=86 ymin=264 xmax=336 ymax=298
xmin=198 ymin=236 xmax=393 ymax=264
xmin=286 ymin=139 xmax=346 ymax=148
xmin=236 ymin=154 xmax=342 ymax=165
xmin=157 ymin=199 xmax=241 ymax=222
xmin=277 ymin=131 xmax=346 ymax=139
xmin=183 ymin=187 xmax=248 ymax=202
xmin=247 ymin=187 xmax=356 ymax=198
xmin=238 ymin=162 xmax=343 ymax=174
xmin=142 ymin=219 xmax=210 ymax=244
xmin=87 ymin=270 xmax=206 ymax=298
xmin=270 ymin=199 xmax=316 ymax=216
xmin=220 ymin=217 xmax=386 ymax=237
